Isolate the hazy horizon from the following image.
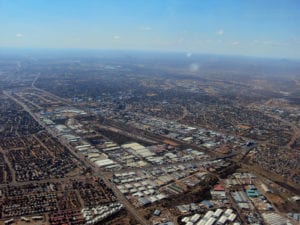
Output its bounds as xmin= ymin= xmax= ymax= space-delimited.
xmin=1 ymin=0 xmax=300 ymax=59
xmin=2 ymin=47 xmax=300 ymax=62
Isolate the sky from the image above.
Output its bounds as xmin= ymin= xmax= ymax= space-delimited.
xmin=1 ymin=0 xmax=300 ymax=59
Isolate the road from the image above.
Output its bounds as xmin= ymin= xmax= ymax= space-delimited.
xmin=31 ymin=74 xmax=39 ymax=88
xmin=0 ymin=176 xmax=75 ymax=189
xmin=0 ymin=146 xmax=16 ymax=185
xmin=3 ymin=90 xmax=151 ymax=225
xmin=267 ymin=113 xmax=300 ymax=149
xmin=3 ymin=88 xmax=253 ymax=225
xmin=101 ymin=175 xmax=150 ymax=225
xmin=31 ymin=74 xmax=71 ymax=104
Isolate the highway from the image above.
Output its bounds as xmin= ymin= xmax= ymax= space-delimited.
xmin=101 ymin=175 xmax=150 ymax=225
xmin=3 ymin=88 xmax=249 ymax=225
xmin=3 ymin=90 xmax=151 ymax=225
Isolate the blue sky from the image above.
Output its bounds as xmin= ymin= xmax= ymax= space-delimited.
xmin=1 ymin=0 xmax=300 ymax=58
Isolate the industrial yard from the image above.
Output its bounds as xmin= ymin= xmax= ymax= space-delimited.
xmin=0 ymin=52 xmax=300 ymax=225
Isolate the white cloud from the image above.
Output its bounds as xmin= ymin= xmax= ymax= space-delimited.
xmin=186 ymin=52 xmax=192 ymax=58
xmin=232 ymin=41 xmax=240 ymax=46
xmin=217 ymin=29 xmax=224 ymax=36
xmin=253 ymin=40 xmax=272 ymax=45
xmin=140 ymin=26 xmax=152 ymax=31
xmin=16 ymin=33 xmax=23 ymax=38
xmin=253 ymin=39 xmax=260 ymax=44
xmin=113 ymin=35 xmax=120 ymax=40
xmin=252 ymin=39 xmax=288 ymax=47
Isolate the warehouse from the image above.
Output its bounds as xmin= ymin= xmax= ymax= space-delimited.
xmin=94 ymin=159 xmax=115 ymax=167
xmin=122 ymin=142 xmax=154 ymax=157
xmin=262 ymin=212 xmax=291 ymax=225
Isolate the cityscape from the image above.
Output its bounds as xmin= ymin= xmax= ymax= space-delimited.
xmin=0 ymin=52 xmax=299 ymax=225
xmin=1 ymin=0 xmax=300 ymax=225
